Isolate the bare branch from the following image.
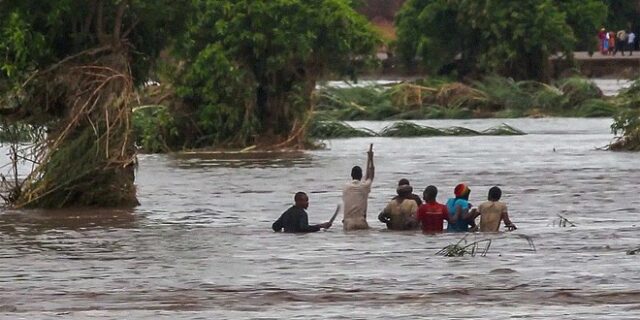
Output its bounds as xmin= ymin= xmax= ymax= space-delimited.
xmin=83 ymin=0 xmax=98 ymax=36
xmin=113 ymin=0 xmax=129 ymax=43
xmin=96 ymin=0 xmax=105 ymax=42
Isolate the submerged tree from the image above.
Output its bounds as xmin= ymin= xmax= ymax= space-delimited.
xmin=610 ymin=80 xmax=640 ymax=151
xmin=396 ymin=0 xmax=606 ymax=81
xmin=169 ymin=0 xmax=379 ymax=148
xmin=0 ymin=1 xmax=187 ymax=208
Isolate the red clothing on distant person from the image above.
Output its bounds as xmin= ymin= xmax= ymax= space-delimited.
xmin=416 ymin=201 xmax=449 ymax=233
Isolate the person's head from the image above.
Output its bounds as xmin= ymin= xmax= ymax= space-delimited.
xmin=454 ymin=183 xmax=471 ymax=200
xmin=423 ymin=185 xmax=438 ymax=202
xmin=351 ymin=166 xmax=363 ymax=180
xmin=488 ymin=186 xmax=502 ymax=201
xmin=294 ymin=192 xmax=309 ymax=209
xmin=395 ymin=178 xmax=413 ymax=199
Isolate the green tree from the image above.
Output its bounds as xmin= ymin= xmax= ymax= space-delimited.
xmin=172 ymin=0 xmax=379 ymax=147
xmin=0 ymin=0 xmax=188 ymax=208
xmin=555 ymin=0 xmax=608 ymax=53
xmin=603 ymin=0 xmax=639 ymax=31
xmin=396 ymin=0 xmax=606 ymax=81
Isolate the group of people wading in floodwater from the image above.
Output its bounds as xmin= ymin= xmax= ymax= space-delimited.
xmin=272 ymin=145 xmax=517 ymax=234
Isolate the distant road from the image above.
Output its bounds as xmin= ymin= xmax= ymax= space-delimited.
xmin=572 ymin=51 xmax=640 ymax=60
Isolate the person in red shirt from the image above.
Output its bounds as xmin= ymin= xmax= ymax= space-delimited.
xmin=417 ymin=185 xmax=458 ymax=233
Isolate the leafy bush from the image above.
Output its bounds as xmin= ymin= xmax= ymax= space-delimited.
xmin=132 ymin=106 xmax=180 ymax=153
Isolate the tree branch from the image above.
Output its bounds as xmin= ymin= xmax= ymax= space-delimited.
xmin=113 ymin=0 xmax=129 ymax=44
xmin=83 ymin=0 xmax=97 ymax=36
xmin=96 ymin=0 xmax=105 ymax=43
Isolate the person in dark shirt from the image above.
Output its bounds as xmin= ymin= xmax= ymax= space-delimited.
xmin=272 ymin=192 xmax=332 ymax=233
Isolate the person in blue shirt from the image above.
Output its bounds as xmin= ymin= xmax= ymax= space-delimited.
xmin=446 ymin=183 xmax=477 ymax=232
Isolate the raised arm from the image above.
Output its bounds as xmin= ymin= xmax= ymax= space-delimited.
xmin=365 ymin=144 xmax=375 ymax=181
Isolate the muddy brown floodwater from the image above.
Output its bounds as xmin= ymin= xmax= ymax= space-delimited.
xmin=1 ymin=118 xmax=639 ymax=319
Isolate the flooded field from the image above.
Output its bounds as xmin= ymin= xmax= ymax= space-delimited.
xmin=1 ymin=118 xmax=639 ymax=319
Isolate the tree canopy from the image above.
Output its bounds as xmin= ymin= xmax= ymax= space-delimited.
xmin=396 ymin=0 xmax=607 ymax=81
xmin=170 ymin=0 xmax=379 ymax=148
xmin=0 ymin=0 xmax=189 ymax=208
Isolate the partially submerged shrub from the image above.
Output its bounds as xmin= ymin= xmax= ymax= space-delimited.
xmin=576 ymin=99 xmax=617 ymax=117
xmin=557 ymin=77 xmax=603 ymax=109
xmin=379 ymin=122 xmax=525 ymax=138
xmin=379 ymin=122 xmax=444 ymax=137
xmin=132 ymin=105 xmax=180 ymax=153
xmin=308 ymin=121 xmax=377 ymax=139
xmin=480 ymin=123 xmax=526 ymax=135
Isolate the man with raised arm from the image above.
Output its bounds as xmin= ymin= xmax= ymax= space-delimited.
xmin=272 ymin=192 xmax=332 ymax=233
xmin=342 ymin=145 xmax=375 ymax=231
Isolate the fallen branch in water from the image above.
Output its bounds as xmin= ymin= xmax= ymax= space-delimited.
xmin=554 ymin=214 xmax=577 ymax=227
xmin=436 ymin=233 xmax=537 ymax=257
xmin=436 ymin=234 xmax=492 ymax=257
xmin=626 ymin=247 xmax=640 ymax=255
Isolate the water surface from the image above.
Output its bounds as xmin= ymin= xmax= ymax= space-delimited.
xmin=1 ymin=118 xmax=639 ymax=319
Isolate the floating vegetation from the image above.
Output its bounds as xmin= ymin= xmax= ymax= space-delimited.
xmin=554 ymin=214 xmax=577 ymax=227
xmin=627 ymin=247 xmax=640 ymax=255
xmin=379 ymin=122 xmax=525 ymax=138
xmin=436 ymin=235 xmax=492 ymax=257
xmin=310 ymin=121 xmax=527 ymax=139
xmin=379 ymin=122 xmax=444 ymax=137
xmin=480 ymin=123 xmax=526 ymax=135
xmin=437 ymin=233 xmax=536 ymax=257
xmin=308 ymin=121 xmax=377 ymax=139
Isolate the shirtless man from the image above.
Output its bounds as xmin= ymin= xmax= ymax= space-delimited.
xmin=477 ymin=186 xmax=516 ymax=232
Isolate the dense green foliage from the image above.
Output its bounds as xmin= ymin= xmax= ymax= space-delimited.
xmin=603 ymin=0 xmax=639 ymax=31
xmin=396 ymin=0 xmax=607 ymax=80
xmin=0 ymin=0 xmax=187 ymax=88
xmin=0 ymin=1 xmax=189 ymax=208
xmin=168 ymin=0 xmax=379 ymax=148
xmin=610 ymin=78 xmax=640 ymax=151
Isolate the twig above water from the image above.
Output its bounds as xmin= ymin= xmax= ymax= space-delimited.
xmin=555 ymin=214 xmax=577 ymax=227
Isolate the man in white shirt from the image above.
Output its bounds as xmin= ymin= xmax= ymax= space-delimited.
xmin=628 ymin=31 xmax=636 ymax=56
xmin=342 ymin=145 xmax=375 ymax=231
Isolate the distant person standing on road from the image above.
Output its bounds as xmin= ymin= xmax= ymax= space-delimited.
xmin=628 ymin=31 xmax=636 ymax=56
xmin=615 ymin=29 xmax=627 ymax=56
xmin=608 ymin=31 xmax=616 ymax=55
xmin=598 ymin=28 xmax=607 ymax=55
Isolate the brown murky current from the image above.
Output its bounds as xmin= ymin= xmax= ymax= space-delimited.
xmin=1 ymin=118 xmax=639 ymax=319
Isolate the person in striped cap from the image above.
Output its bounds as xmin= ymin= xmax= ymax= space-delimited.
xmin=445 ymin=183 xmax=477 ymax=232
